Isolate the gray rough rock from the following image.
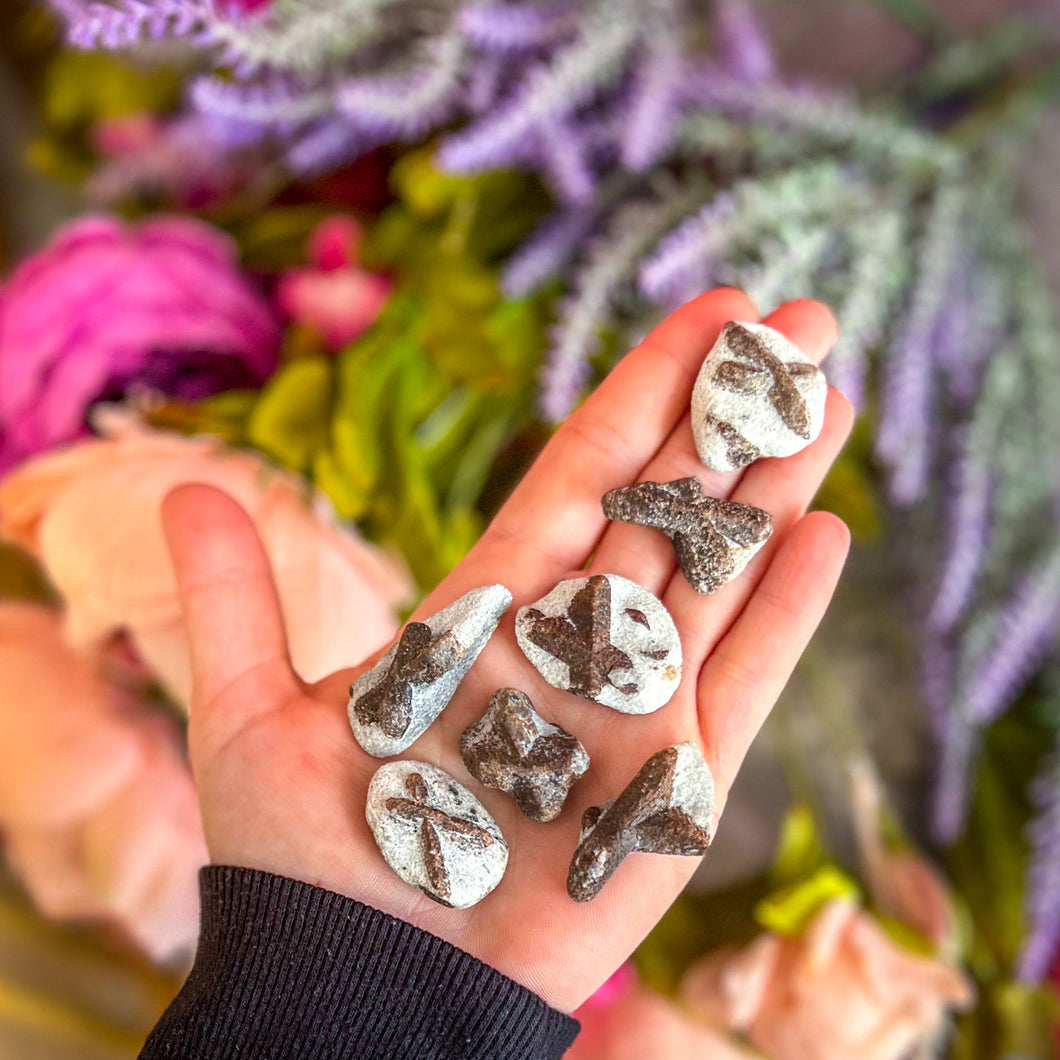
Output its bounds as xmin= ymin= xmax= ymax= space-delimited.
xmin=366 ymin=760 xmax=508 ymax=908
xmin=348 ymin=585 xmax=512 ymax=757
xmin=460 ymin=688 xmax=590 ymax=821
xmin=602 ymin=477 xmax=773 ymax=594
xmin=568 ymin=742 xmax=715 ymax=902
xmin=691 ymin=321 xmax=827 ymax=472
xmin=515 ymin=574 xmax=682 ymax=714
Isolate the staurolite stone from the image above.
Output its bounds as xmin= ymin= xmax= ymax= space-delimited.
xmin=515 ymin=574 xmax=681 ymax=714
xmin=692 ymin=321 xmax=827 ymax=472
xmin=460 ymin=688 xmax=590 ymax=822
xmin=349 ymin=585 xmax=512 ymax=758
xmin=567 ymin=742 xmax=714 ymax=903
xmin=366 ymin=760 xmax=508 ymax=908
xmin=602 ymin=477 xmax=773 ymax=594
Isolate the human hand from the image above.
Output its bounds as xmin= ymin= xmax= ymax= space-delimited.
xmin=162 ymin=288 xmax=853 ymax=1013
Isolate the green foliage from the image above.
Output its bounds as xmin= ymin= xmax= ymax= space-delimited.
xmin=29 ymin=50 xmax=182 ymax=186
xmin=163 ymin=153 xmax=553 ymax=590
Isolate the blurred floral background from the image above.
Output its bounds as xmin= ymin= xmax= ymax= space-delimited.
xmin=0 ymin=0 xmax=1059 ymax=1056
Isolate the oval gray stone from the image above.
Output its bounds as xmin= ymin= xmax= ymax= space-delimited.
xmin=366 ymin=760 xmax=508 ymax=909
xmin=515 ymin=574 xmax=682 ymax=714
xmin=691 ymin=321 xmax=827 ymax=472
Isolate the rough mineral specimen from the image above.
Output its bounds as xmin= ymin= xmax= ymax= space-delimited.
xmin=349 ymin=585 xmax=512 ymax=757
xmin=691 ymin=321 xmax=827 ymax=472
xmin=601 ymin=477 xmax=773 ymax=594
xmin=515 ymin=574 xmax=681 ymax=714
xmin=460 ymin=688 xmax=590 ymax=822
xmin=567 ymin=742 xmax=714 ymax=902
xmin=366 ymin=760 xmax=508 ymax=908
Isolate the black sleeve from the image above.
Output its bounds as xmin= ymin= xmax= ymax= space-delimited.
xmin=140 ymin=866 xmax=580 ymax=1060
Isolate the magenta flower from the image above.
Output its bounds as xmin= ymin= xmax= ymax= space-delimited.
xmin=0 ymin=215 xmax=280 ymax=472
xmin=275 ymin=215 xmax=391 ymax=352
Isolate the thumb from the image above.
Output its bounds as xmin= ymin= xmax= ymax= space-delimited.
xmin=162 ymin=483 xmax=297 ymax=716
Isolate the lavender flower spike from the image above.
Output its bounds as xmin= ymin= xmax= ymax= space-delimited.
xmin=714 ymin=0 xmax=775 ymax=83
xmin=1019 ymin=754 xmax=1060 ymax=983
xmin=965 ymin=543 xmax=1060 ymax=726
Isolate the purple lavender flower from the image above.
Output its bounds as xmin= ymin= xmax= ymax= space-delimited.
xmin=928 ymin=440 xmax=994 ymax=633
xmin=0 ymin=215 xmax=279 ymax=472
xmin=965 ymin=545 xmax=1060 ymax=725
xmin=620 ymin=34 xmax=685 ymax=171
xmin=714 ymin=0 xmax=775 ymax=83
xmin=1019 ymin=756 xmax=1060 ymax=983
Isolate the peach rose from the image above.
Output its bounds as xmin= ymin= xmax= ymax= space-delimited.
xmin=0 ymin=413 xmax=412 ymax=707
xmin=680 ymin=898 xmax=974 ymax=1060
xmin=0 ymin=603 xmax=208 ymax=961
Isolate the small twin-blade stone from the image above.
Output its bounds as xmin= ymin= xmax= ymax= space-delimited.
xmin=691 ymin=321 xmax=826 ymax=472
xmin=515 ymin=574 xmax=682 ymax=715
xmin=366 ymin=761 xmax=508 ymax=908
xmin=567 ymin=742 xmax=714 ymax=902
xmin=349 ymin=585 xmax=512 ymax=757
xmin=602 ymin=478 xmax=773 ymax=594
xmin=460 ymin=688 xmax=590 ymax=822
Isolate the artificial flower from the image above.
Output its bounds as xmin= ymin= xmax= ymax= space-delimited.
xmin=275 ymin=215 xmax=391 ymax=351
xmin=0 ymin=603 xmax=207 ymax=961
xmin=680 ymin=897 xmax=974 ymax=1060
xmin=0 ymin=215 xmax=279 ymax=470
xmin=0 ymin=413 xmax=412 ymax=707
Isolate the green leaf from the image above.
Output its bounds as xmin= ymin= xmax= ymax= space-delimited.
xmin=226 ymin=205 xmax=337 ymax=270
xmin=246 ymin=357 xmax=333 ymax=471
xmin=755 ymin=865 xmax=860 ymax=937
xmin=42 ymin=51 xmax=182 ymax=131
xmin=951 ymin=981 xmax=1060 ymax=1060
xmin=769 ymin=804 xmax=830 ymax=885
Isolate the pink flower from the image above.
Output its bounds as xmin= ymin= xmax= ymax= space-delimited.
xmin=849 ymin=757 xmax=959 ymax=953
xmin=680 ymin=898 xmax=974 ymax=1060
xmin=0 ymin=215 xmax=280 ymax=471
xmin=0 ymin=603 xmax=208 ymax=961
xmin=565 ymin=964 xmax=753 ymax=1060
xmin=276 ymin=215 xmax=391 ymax=351
xmin=0 ymin=414 xmax=413 ymax=708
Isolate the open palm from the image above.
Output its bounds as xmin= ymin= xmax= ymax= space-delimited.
xmin=163 ymin=289 xmax=853 ymax=1014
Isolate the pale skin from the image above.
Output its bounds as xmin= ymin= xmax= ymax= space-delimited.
xmin=162 ymin=289 xmax=854 ymax=1015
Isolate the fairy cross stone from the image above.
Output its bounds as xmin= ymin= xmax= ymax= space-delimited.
xmin=691 ymin=321 xmax=827 ymax=473
xmin=716 ymin=323 xmax=818 ymax=440
xmin=460 ymin=689 xmax=590 ymax=821
xmin=521 ymin=575 xmax=635 ymax=699
xmin=602 ymin=477 xmax=773 ymax=594
xmin=385 ymin=772 xmax=496 ymax=905
xmin=352 ymin=622 xmax=461 ymax=739
xmin=567 ymin=743 xmax=715 ymax=902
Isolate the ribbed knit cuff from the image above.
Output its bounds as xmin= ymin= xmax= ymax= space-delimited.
xmin=140 ymin=866 xmax=579 ymax=1060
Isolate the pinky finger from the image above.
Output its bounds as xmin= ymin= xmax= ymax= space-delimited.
xmin=696 ymin=511 xmax=851 ymax=802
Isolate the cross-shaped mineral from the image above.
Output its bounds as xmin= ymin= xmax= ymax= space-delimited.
xmin=691 ymin=321 xmax=827 ymax=472
xmin=515 ymin=574 xmax=682 ymax=714
xmin=366 ymin=760 xmax=508 ymax=908
xmin=348 ymin=585 xmax=512 ymax=757
xmin=460 ymin=688 xmax=590 ymax=821
xmin=601 ymin=478 xmax=773 ymax=594
xmin=567 ymin=742 xmax=714 ymax=902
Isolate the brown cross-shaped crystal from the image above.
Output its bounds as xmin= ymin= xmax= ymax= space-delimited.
xmin=352 ymin=622 xmax=462 ymax=739
xmin=714 ymin=323 xmax=819 ymax=439
xmin=522 ymin=575 xmax=636 ymax=699
xmin=567 ymin=746 xmax=713 ymax=902
xmin=460 ymin=689 xmax=589 ymax=821
xmin=602 ymin=478 xmax=773 ymax=594
xmin=385 ymin=772 xmax=496 ymax=906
